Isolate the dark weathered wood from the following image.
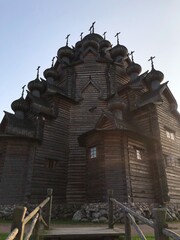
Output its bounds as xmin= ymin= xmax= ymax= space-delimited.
xmin=124 ymin=211 xmax=131 ymax=240
xmin=162 ymin=228 xmax=180 ymax=240
xmin=1 ymin=32 xmax=180 ymax=205
xmin=23 ymin=197 xmax=50 ymax=224
xmin=153 ymin=208 xmax=169 ymax=240
xmin=46 ymin=188 xmax=53 ymax=229
xmin=108 ymin=189 xmax=114 ymax=229
xmin=127 ymin=213 xmax=147 ymax=240
xmin=111 ymin=198 xmax=154 ymax=228
xmin=33 ymin=214 xmax=41 ymax=240
xmin=11 ymin=207 xmax=27 ymax=240
xmin=24 ymin=213 xmax=39 ymax=240
xmin=40 ymin=226 xmax=125 ymax=239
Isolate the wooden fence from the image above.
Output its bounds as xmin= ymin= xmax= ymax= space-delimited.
xmin=6 ymin=188 xmax=53 ymax=240
xmin=108 ymin=190 xmax=180 ymax=240
xmin=5 ymin=189 xmax=180 ymax=240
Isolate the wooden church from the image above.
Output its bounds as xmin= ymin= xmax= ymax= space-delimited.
xmin=0 ymin=27 xmax=180 ymax=206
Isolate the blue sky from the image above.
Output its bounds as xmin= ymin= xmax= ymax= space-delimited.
xmin=0 ymin=0 xmax=180 ymax=120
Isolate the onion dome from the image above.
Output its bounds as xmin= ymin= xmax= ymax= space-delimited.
xmin=28 ymin=77 xmax=46 ymax=94
xmin=75 ymin=40 xmax=82 ymax=49
xmin=146 ymin=56 xmax=164 ymax=88
xmin=126 ymin=62 xmax=142 ymax=76
xmin=82 ymin=32 xmax=102 ymax=51
xmin=108 ymin=94 xmax=126 ymax=120
xmin=57 ymin=46 xmax=74 ymax=60
xmin=146 ymin=68 xmax=164 ymax=83
xmin=82 ymin=39 xmax=99 ymax=51
xmin=108 ymin=94 xmax=126 ymax=112
xmin=82 ymin=33 xmax=103 ymax=43
xmin=99 ymin=39 xmax=111 ymax=50
xmin=110 ymin=44 xmax=128 ymax=60
xmin=11 ymin=96 xmax=29 ymax=113
xmin=43 ymin=67 xmax=58 ymax=80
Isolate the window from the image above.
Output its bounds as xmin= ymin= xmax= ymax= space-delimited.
xmin=163 ymin=155 xmax=176 ymax=167
xmin=165 ymin=129 xmax=175 ymax=140
xmin=89 ymin=146 xmax=97 ymax=159
xmin=163 ymin=155 xmax=170 ymax=167
xmin=135 ymin=148 xmax=143 ymax=160
xmin=46 ymin=159 xmax=57 ymax=169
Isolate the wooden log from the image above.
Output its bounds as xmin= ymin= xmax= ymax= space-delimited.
xmin=6 ymin=228 xmax=19 ymax=240
xmin=24 ymin=213 xmax=39 ymax=240
xmin=153 ymin=208 xmax=169 ymax=240
xmin=108 ymin=189 xmax=114 ymax=229
xmin=127 ymin=213 xmax=147 ymax=240
xmin=33 ymin=214 xmax=41 ymax=240
xmin=23 ymin=197 xmax=50 ymax=224
xmin=46 ymin=188 xmax=53 ymax=229
xmin=11 ymin=206 xmax=27 ymax=240
xmin=162 ymin=228 xmax=180 ymax=240
xmin=124 ymin=211 xmax=131 ymax=240
xmin=111 ymin=198 xmax=154 ymax=228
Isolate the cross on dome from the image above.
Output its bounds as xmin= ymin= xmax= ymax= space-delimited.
xmin=89 ymin=21 xmax=96 ymax=34
xmin=114 ymin=32 xmax=121 ymax=45
xmin=21 ymin=85 xmax=26 ymax=98
xmin=80 ymin=32 xmax=83 ymax=40
xmin=37 ymin=66 xmax=40 ymax=78
xmin=51 ymin=57 xmax=55 ymax=67
xmin=65 ymin=34 xmax=70 ymax=46
xmin=103 ymin=31 xmax=107 ymax=40
xmin=128 ymin=51 xmax=135 ymax=62
xmin=148 ymin=56 xmax=155 ymax=69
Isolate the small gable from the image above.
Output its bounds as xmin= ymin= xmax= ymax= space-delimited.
xmin=82 ymin=82 xmax=99 ymax=94
xmin=82 ymin=49 xmax=98 ymax=60
xmin=96 ymin=112 xmax=115 ymax=130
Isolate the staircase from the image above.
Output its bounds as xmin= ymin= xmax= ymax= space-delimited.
xmin=39 ymin=226 xmax=125 ymax=240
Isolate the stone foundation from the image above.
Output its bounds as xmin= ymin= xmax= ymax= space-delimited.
xmin=0 ymin=202 xmax=180 ymax=222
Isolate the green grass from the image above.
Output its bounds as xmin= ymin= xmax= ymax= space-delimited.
xmin=119 ymin=236 xmax=154 ymax=240
xmin=0 ymin=233 xmax=8 ymax=240
xmin=132 ymin=237 xmax=154 ymax=240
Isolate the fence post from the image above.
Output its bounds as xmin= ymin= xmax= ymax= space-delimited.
xmin=124 ymin=210 xmax=131 ymax=240
xmin=11 ymin=206 xmax=27 ymax=240
xmin=108 ymin=189 xmax=114 ymax=229
xmin=47 ymin=188 xmax=53 ymax=229
xmin=153 ymin=208 xmax=169 ymax=240
xmin=33 ymin=214 xmax=41 ymax=240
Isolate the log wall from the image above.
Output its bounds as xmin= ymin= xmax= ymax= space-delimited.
xmin=30 ymin=97 xmax=71 ymax=203
xmin=127 ymin=137 xmax=155 ymax=202
xmin=104 ymin=132 xmax=127 ymax=201
xmin=86 ymin=132 xmax=106 ymax=202
xmin=156 ymin=95 xmax=180 ymax=203
xmin=67 ymin=54 xmax=108 ymax=203
xmin=0 ymin=138 xmax=34 ymax=204
xmin=84 ymin=131 xmax=127 ymax=202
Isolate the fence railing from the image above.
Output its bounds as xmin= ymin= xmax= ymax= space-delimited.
xmin=6 ymin=188 xmax=53 ymax=240
xmin=108 ymin=190 xmax=180 ymax=240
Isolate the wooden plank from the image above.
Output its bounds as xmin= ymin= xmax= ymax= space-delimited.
xmin=6 ymin=228 xmax=19 ymax=240
xmin=127 ymin=213 xmax=147 ymax=240
xmin=40 ymin=226 xmax=124 ymax=238
xmin=163 ymin=228 xmax=180 ymax=240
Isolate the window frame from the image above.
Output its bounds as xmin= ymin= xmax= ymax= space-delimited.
xmin=165 ymin=127 xmax=175 ymax=140
xmin=89 ymin=146 xmax=97 ymax=159
xmin=135 ymin=147 xmax=144 ymax=160
xmin=45 ymin=159 xmax=58 ymax=169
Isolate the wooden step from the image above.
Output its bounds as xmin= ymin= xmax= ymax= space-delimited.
xmin=40 ymin=226 xmax=125 ymax=240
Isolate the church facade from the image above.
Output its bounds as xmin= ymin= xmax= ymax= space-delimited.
xmin=0 ymin=31 xmax=180 ymax=205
